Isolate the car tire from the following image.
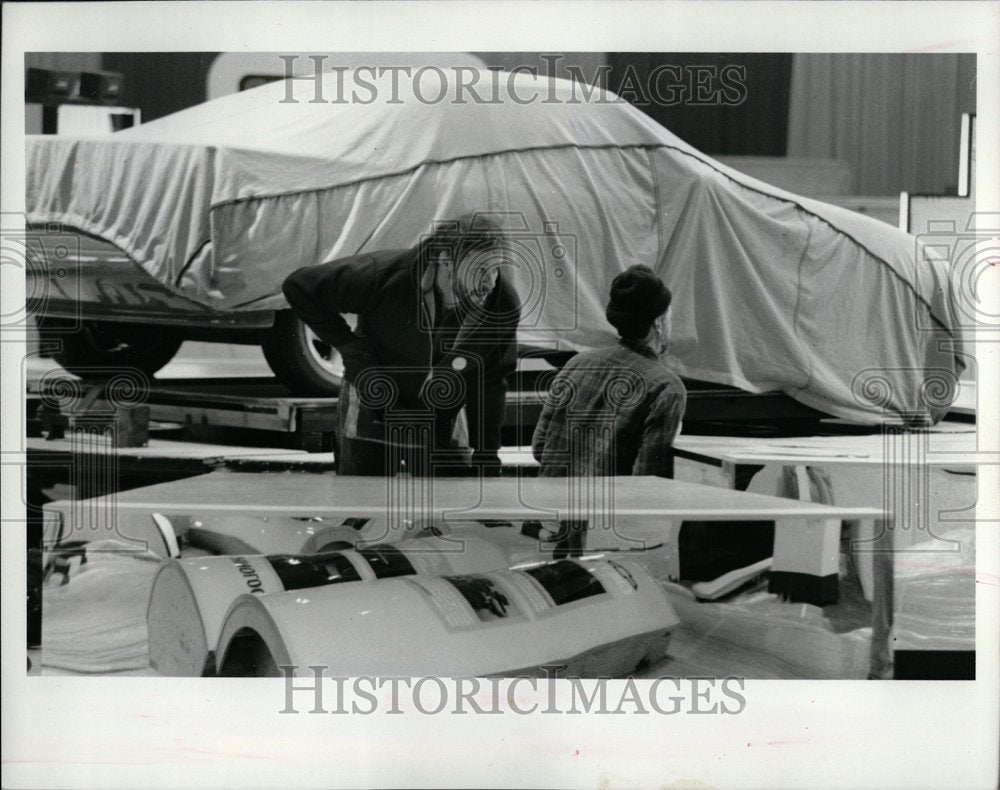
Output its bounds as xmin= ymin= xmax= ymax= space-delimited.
xmin=261 ymin=311 xmax=344 ymax=396
xmin=37 ymin=317 xmax=183 ymax=377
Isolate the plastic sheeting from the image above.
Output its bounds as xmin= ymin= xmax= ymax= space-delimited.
xmin=41 ymin=540 xmax=161 ymax=675
xmin=892 ymin=528 xmax=975 ymax=652
xmin=26 ymin=68 xmax=964 ymax=422
xmin=652 ymin=586 xmax=871 ymax=680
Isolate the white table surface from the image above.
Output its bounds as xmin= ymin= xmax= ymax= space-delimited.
xmin=43 ymin=471 xmax=885 ymax=522
xmin=26 ymin=435 xmax=312 ymax=461
xmin=673 ymin=425 xmax=983 ymax=468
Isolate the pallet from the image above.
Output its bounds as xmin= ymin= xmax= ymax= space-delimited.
xmin=29 ymin=376 xmax=546 ymax=453
xmin=139 ymin=378 xmax=338 ymax=452
xmin=27 ymin=377 xmax=338 ymax=452
xmin=28 ymin=373 xmax=968 ymax=457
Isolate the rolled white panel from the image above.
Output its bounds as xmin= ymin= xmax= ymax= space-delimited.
xmin=147 ymin=534 xmax=509 ymax=676
xmin=214 ymin=557 xmax=679 ymax=678
xmin=414 ymin=519 xmax=560 ymax=566
xmin=181 ymin=513 xmax=417 ymax=555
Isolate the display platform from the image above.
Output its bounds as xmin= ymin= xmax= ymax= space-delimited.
xmin=216 ymin=446 xmax=537 ymax=474
xmin=26 ymin=437 xmax=538 ymax=482
xmin=949 ymin=380 xmax=977 ymax=418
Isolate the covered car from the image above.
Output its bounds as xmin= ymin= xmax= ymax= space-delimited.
xmin=26 ymin=66 xmax=964 ymax=422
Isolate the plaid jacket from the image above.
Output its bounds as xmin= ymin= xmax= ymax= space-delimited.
xmin=532 ymin=340 xmax=687 ymax=477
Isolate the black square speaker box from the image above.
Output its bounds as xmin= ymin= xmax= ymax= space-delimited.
xmin=79 ymin=71 xmax=124 ymax=103
xmin=25 ymin=68 xmax=80 ymax=102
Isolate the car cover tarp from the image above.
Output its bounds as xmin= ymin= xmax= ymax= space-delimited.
xmin=26 ymin=69 xmax=964 ymax=423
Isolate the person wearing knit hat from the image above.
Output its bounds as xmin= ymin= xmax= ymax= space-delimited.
xmin=532 ymin=264 xmax=686 ymax=477
xmin=605 ymin=264 xmax=673 ymax=345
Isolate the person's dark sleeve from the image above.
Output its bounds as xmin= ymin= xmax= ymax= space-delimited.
xmin=282 ymin=256 xmax=379 ymax=380
xmin=632 ymin=383 xmax=687 ymax=477
xmin=463 ymin=321 xmax=517 ymax=462
xmin=531 ymin=387 xmax=555 ymax=463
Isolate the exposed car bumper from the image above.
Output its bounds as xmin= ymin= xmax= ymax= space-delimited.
xmin=26 ymin=225 xmax=274 ymax=329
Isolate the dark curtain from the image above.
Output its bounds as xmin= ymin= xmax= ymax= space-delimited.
xmin=607 ymin=53 xmax=793 ymax=156
xmin=102 ymin=53 xmax=220 ymax=123
xmin=787 ymin=53 xmax=976 ymax=195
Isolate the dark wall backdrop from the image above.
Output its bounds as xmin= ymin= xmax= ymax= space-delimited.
xmin=102 ymin=53 xmax=220 ymax=123
xmin=607 ymin=53 xmax=794 ymax=156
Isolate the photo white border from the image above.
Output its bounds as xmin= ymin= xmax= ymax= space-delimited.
xmin=2 ymin=2 xmax=998 ymax=787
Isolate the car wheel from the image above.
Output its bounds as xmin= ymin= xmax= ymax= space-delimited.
xmin=261 ymin=311 xmax=344 ymax=396
xmin=36 ymin=317 xmax=183 ymax=377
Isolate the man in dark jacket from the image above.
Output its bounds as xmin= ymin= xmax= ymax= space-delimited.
xmin=283 ymin=214 xmax=520 ymax=476
xmin=532 ymin=265 xmax=686 ymax=477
